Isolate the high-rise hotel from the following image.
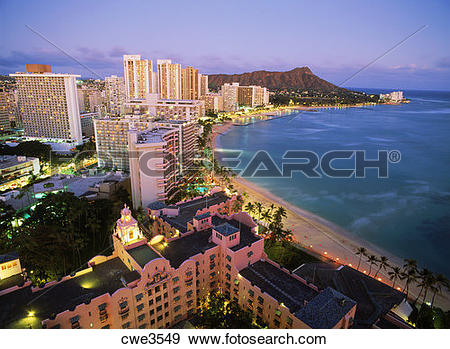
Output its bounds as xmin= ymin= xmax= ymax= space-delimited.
xmin=105 ymin=75 xmax=126 ymax=116
xmin=123 ymin=55 xmax=155 ymax=100
xmin=10 ymin=65 xmax=82 ymax=143
xmin=181 ymin=66 xmax=199 ymax=100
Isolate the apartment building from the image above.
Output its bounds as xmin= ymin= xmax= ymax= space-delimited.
xmin=199 ymin=74 xmax=208 ymax=97
xmin=128 ymin=127 xmax=180 ymax=208
xmin=105 ymin=75 xmax=126 ymax=116
xmin=10 ymin=67 xmax=82 ymax=143
xmin=0 ymin=87 xmax=12 ymax=132
xmin=201 ymin=93 xmax=223 ymax=113
xmin=157 ymin=60 xmax=182 ymax=100
xmin=0 ymin=192 xmax=356 ymax=329
xmin=77 ymin=86 xmax=103 ymax=113
xmin=181 ymin=66 xmax=200 ymax=100
xmin=123 ymin=55 xmax=154 ymax=100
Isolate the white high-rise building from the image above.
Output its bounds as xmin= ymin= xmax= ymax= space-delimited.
xmin=10 ymin=68 xmax=82 ymax=143
xmin=123 ymin=55 xmax=154 ymax=100
xmin=157 ymin=59 xmax=181 ymax=99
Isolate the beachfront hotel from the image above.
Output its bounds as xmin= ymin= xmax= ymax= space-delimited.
xmin=123 ymin=55 xmax=155 ymax=100
xmin=0 ymin=190 xmax=357 ymax=329
xmin=9 ymin=65 xmax=83 ymax=144
xmin=128 ymin=127 xmax=180 ymax=208
xmin=201 ymin=93 xmax=224 ymax=113
xmin=221 ymin=83 xmax=270 ymax=111
xmin=94 ymin=115 xmax=198 ymax=173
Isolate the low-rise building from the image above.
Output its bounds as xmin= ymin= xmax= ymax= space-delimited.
xmin=126 ymin=94 xmax=205 ymax=119
xmin=0 ymin=195 xmax=356 ymax=329
xmin=0 ymin=155 xmax=40 ymax=192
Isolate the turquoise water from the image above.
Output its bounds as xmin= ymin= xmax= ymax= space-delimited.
xmin=217 ymin=90 xmax=450 ymax=277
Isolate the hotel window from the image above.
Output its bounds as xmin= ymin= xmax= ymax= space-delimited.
xmin=163 ymin=283 xmax=167 ymax=289
xmin=157 ymin=315 xmax=163 ymax=322
xmin=121 ymin=313 xmax=129 ymax=320
xmin=122 ymin=322 xmax=131 ymax=329
xmin=173 ymin=276 xmax=179 ymax=283
xmin=165 ymin=312 xmax=169 ymax=318
xmin=173 ymin=286 xmax=180 ymax=294
xmin=151 ymin=319 xmax=155 ymax=325
xmin=137 ymin=304 xmax=144 ymax=312
xmin=226 ymin=264 xmax=231 ymax=271
xmin=257 ymin=306 xmax=263 ymax=314
xmin=150 ymin=309 xmax=154 ymax=316
xmin=156 ymin=295 xmax=162 ymax=303
xmin=226 ymin=255 xmax=231 ymax=262
xmin=186 ymin=271 xmax=193 ymax=277
xmin=274 ymin=319 xmax=280 ymax=327
xmin=258 ymin=296 xmax=264 ymax=305
xmin=186 ymin=290 xmax=193 ymax=298
xmin=164 ymin=292 xmax=168 ymax=299
xmin=174 ymin=296 xmax=180 ymax=302
xmin=164 ymin=302 xmax=169 ymax=309
xmin=149 ymin=299 xmax=154 ymax=306
xmin=156 ymin=305 xmax=162 ymax=312
xmin=247 ymin=251 xmax=253 ymax=258
xmin=248 ymin=290 xmax=254 ymax=297
xmin=136 ymin=293 xmax=143 ymax=302
xmin=286 ymin=317 xmax=293 ymax=326
xmin=275 ymin=310 xmax=282 ymax=317
xmin=155 ymin=286 xmax=160 ymax=293
xmin=174 ymin=305 xmax=181 ymax=312
xmin=138 ymin=314 xmax=145 ymax=322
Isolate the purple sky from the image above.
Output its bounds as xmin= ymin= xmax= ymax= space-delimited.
xmin=1 ymin=0 xmax=449 ymax=89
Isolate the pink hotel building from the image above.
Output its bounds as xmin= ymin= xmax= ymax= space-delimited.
xmin=0 ymin=190 xmax=356 ymax=329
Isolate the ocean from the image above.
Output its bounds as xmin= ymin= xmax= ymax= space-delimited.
xmin=216 ymin=89 xmax=450 ymax=277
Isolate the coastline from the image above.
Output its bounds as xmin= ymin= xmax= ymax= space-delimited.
xmin=212 ymin=120 xmax=450 ymax=310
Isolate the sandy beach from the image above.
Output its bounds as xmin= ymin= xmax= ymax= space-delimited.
xmin=212 ymin=121 xmax=450 ymax=311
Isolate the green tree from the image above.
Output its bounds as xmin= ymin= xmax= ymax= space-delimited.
xmin=374 ymin=256 xmax=389 ymax=278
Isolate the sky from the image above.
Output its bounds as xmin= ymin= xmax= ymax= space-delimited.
xmin=1 ymin=0 xmax=449 ymax=90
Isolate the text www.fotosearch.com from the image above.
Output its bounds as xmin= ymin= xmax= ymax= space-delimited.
xmin=120 ymin=332 xmax=327 ymax=345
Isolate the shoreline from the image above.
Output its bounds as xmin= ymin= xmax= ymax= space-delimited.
xmin=212 ymin=120 xmax=450 ymax=311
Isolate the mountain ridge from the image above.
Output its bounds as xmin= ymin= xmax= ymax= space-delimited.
xmin=208 ymin=67 xmax=342 ymax=92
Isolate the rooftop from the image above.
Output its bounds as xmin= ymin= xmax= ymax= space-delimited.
xmin=0 ymin=250 xmax=19 ymax=264
xmin=0 ymin=257 xmax=136 ymax=328
xmin=155 ymin=215 xmax=261 ymax=268
xmin=239 ymin=260 xmax=318 ymax=314
xmin=148 ymin=201 xmax=166 ymax=210
xmin=135 ymin=128 xmax=174 ymax=144
xmin=194 ymin=212 xmax=210 ymax=220
xmin=293 ymin=263 xmax=405 ymax=328
xmin=160 ymin=191 xmax=230 ymax=233
xmin=127 ymin=243 xmax=162 ymax=268
xmin=214 ymin=222 xmax=239 ymax=236
xmin=294 ymin=287 xmax=356 ymax=329
xmin=0 ymin=155 xmax=36 ymax=170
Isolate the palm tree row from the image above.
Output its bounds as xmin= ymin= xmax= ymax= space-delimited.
xmin=244 ymin=201 xmax=292 ymax=244
xmin=354 ymin=248 xmax=449 ymax=310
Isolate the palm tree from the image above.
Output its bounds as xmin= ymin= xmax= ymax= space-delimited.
xmin=415 ymin=268 xmax=432 ymax=305
xmin=388 ymin=266 xmax=402 ymax=289
xmin=420 ymin=273 xmax=436 ymax=311
xmin=244 ymin=202 xmax=255 ymax=216
xmin=261 ymin=209 xmax=272 ymax=224
xmin=403 ymin=258 xmax=418 ymax=272
xmin=268 ymin=203 xmax=275 ymax=215
xmin=374 ymin=256 xmax=389 ymax=278
xmin=430 ymin=274 xmax=448 ymax=310
xmin=366 ymin=255 xmax=378 ymax=276
xmin=401 ymin=268 xmax=417 ymax=299
xmin=355 ymin=247 xmax=367 ymax=271
xmin=254 ymin=202 xmax=263 ymax=221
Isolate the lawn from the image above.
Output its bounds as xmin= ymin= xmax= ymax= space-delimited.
xmin=264 ymin=240 xmax=321 ymax=271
